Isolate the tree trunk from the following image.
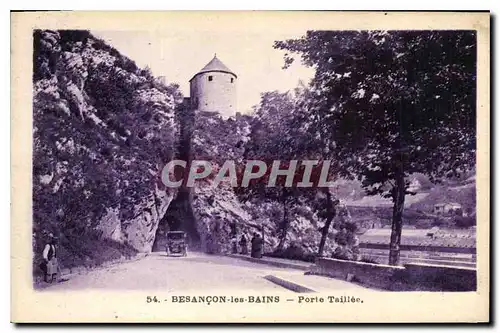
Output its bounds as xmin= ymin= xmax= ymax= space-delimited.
xmin=261 ymin=224 xmax=265 ymax=254
xmin=317 ymin=216 xmax=334 ymax=257
xmin=388 ymin=171 xmax=406 ymax=266
xmin=277 ymin=191 xmax=289 ymax=251
xmin=317 ymin=190 xmax=335 ymax=257
xmin=278 ymin=204 xmax=288 ymax=251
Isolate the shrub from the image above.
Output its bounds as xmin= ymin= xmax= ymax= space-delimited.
xmin=331 ymin=246 xmax=355 ymax=261
xmin=454 ymin=216 xmax=476 ymax=228
xmin=267 ymin=242 xmax=317 ymax=263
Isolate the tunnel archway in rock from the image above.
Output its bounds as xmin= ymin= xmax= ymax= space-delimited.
xmin=152 ymin=188 xmax=201 ymax=252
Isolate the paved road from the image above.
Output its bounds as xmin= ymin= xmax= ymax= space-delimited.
xmin=43 ymin=252 xmax=368 ymax=292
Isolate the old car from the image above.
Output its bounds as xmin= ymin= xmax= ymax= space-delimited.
xmin=166 ymin=231 xmax=187 ymax=256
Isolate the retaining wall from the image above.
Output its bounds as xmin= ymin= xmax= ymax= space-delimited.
xmin=310 ymin=257 xmax=476 ymax=291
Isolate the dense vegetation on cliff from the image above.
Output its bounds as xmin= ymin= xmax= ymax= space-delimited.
xmin=33 ymin=30 xmax=182 ymax=269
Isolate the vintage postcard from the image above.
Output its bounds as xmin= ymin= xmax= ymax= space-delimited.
xmin=11 ymin=11 xmax=490 ymax=323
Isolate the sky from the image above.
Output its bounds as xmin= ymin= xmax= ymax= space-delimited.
xmin=92 ymin=30 xmax=315 ymax=114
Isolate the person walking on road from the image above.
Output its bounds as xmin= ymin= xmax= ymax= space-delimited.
xmin=239 ymin=234 xmax=248 ymax=255
xmin=251 ymin=233 xmax=263 ymax=258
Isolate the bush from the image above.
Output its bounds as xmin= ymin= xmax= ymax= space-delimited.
xmin=432 ymin=217 xmax=446 ymax=227
xmin=454 ymin=216 xmax=476 ymax=228
xmin=267 ymin=242 xmax=317 ymax=263
xmin=331 ymin=246 xmax=355 ymax=261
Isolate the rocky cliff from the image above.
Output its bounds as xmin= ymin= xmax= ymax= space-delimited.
xmin=32 ymin=30 xmax=182 ymax=268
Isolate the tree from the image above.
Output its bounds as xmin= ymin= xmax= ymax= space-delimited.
xmin=275 ymin=30 xmax=476 ymax=265
xmin=284 ymin=88 xmax=346 ymax=258
xmin=242 ymin=90 xmax=343 ymax=256
xmin=240 ymin=91 xmax=308 ymax=251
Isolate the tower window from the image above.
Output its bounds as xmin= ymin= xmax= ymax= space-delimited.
xmin=230 ymin=78 xmax=234 ymax=83
xmin=208 ymin=76 xmax=213 ymax=81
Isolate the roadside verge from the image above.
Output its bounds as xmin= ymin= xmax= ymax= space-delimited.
xmin=34 ymin=253 xmax=149 ymax=289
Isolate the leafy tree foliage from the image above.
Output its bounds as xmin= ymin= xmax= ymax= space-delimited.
xmin=239 ymin=91 xmax=303 ymax=250
xmin=241 ymin=90 xmax=341 ymax=255
xmin=275 ymin=30 xmax=476 ymax=264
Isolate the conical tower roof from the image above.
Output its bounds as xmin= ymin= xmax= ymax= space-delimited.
xmin=190 ymin=55 xmax=237 ymax=81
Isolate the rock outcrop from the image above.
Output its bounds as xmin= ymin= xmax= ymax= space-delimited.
xmin=32 ymin=30 xmax=182 ymax=268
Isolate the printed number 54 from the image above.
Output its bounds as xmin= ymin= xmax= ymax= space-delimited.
xmin=147 ymin=296 xmax=159 ymax=303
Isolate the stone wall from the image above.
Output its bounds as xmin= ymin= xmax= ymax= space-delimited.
xmin=400 ymin=263 xmax=476 ymax=291
xmin=310 ymin=257 xmax=476 ymax=291
xmin=311 ymin=257 xmax=405 ymax=290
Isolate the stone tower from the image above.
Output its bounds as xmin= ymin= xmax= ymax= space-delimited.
xmin=189 ymin=55 xmax=237 ymax=118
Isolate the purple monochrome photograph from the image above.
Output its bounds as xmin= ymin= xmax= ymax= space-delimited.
xmin=14 ymin=11 xmax=489 ymax=324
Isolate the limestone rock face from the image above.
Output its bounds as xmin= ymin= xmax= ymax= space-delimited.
xmin=32 ymin=30 xmax=182 ymax=267
xmin=193 ymin=181 xmax=253 ymax=254
xmin=97 ymin=208 xmax=123 ymax=243
xmin=121 ymin=188 xmax=174 ymax=252
xmin=189 ymin=113 xmax=259 ymax=254
xmin=96 ymin=187 xmax=174 ymax=253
